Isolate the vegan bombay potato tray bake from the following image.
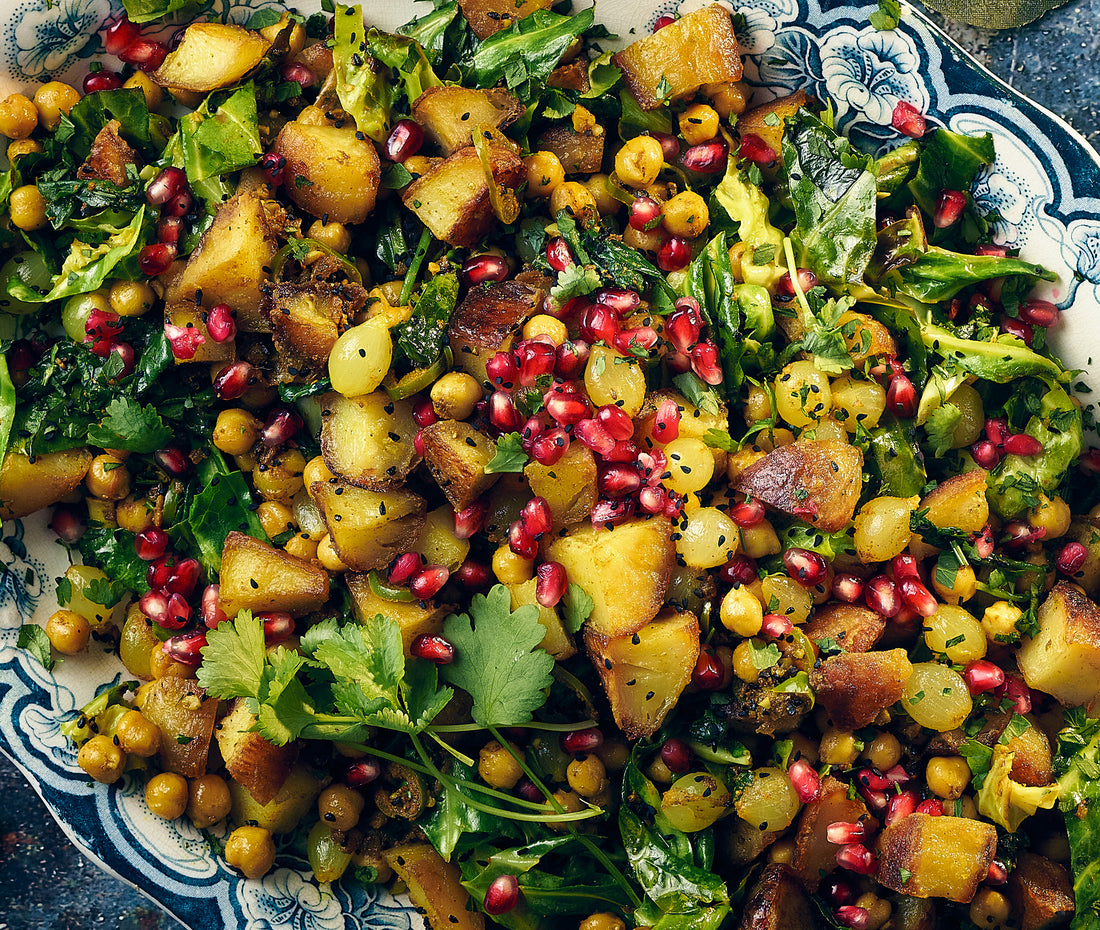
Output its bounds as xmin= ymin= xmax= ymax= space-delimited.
xmin=1 ymin=0 xmax=1098 ymax=927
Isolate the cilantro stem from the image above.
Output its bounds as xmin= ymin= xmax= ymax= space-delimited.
xmin=782 ymin=237 xmax=812 ymax=328
xmin=399 ymin=227 xmax=432 ymax=306
xmin=426 ymin=729 xmax=476 ymax=768
xmin=430 ymin=719 xmax=597 ymax=734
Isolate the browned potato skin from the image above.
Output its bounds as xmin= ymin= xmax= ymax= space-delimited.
xmin=1006 ymin=852 xmax=1075 ymax=930
xmin=274 ymin=120 xmax=381 ymax=225
xmin=402 ymin=145 xmax=525 ymax=248
xmin=732 ymin=440 xmax=863 ymax=533
xmin=738 ymin=863 xmax=821 ymax=930
xmin=457 ymin=0 xmax=554 ymax=39
xmin=419 ymin=419 xmax=500 ymax=512
xmin=535 ymin=124 xmax=605 ymax=175
xmin=346 ymin=572 xmax=451 ymax=656
xmin=217 ymin=698 xmax=298 ymax=805
xmin=736 ymin=91 xmax=809 ymax=166
xmin=614 ymin=4 xmax=743 ymax=110
xmin=384 ymin=843 xmax=485 ymax=930
xmin=1018 ymin=580 xmax=1100 ymax=709
xmin=910 ymin=469 xmax=990 ymax=557
xmin=262 ymin=281 xmax=365 ymax=376
xmin=792 ymin=775 xmax=872 ymax=888
xmin=811 ymin=648 xmax=912 ymax=730
xmin=141 ymin=677 xmax=219 ymax=778
xmin=803 ymin=603 xmax=885 ymax=653
xmin=313 ymin=480 xmax=427 ymax=572
xmin=547 ymin=59 xmax=591 ymax=93
xmin=876 ymin=813 xmax=997 ymax=903
xmin=449 ymin=281 xmax=543 ymax=384
xmin=152 ymin=23 xmax=271 ymax=93
xmin=77 ymin=121 xmax=135 ymax=186
xmin=0 ymin=448 xmax=92 ymax=519
xmin=219 ymin=531 xmax=331 ymax=618
xmin=412 ymin=86 xmax=524 ymax=156
xmin=320 ymin=391 xmax=420 ymax=491
xmin=837 ymin=310 xmax=898 ymax=365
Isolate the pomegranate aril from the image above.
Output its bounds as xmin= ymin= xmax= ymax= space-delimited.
xmin=789 ymin=758 xmax=822 ymax=803
xmin=162 ymin=189 xmax=193 ymax=218
xmin=719 ymin=554 xmax=758 ymax=585
xmin=597 ymin=463 xmax=641 ymax=498
xmin=49 ymin=505 xmax=86 ymax=545
xmin=104 ymin=16 xmax=141 ymax=55
xmin=886 ymin=790 xmax=919 ymax=826
xmin=574 ymin=418 xmax=616 ymax=457
xmin=410 ymin=632 xmax=456 ymax=664
xmin=461 ymin=253 xmax=510 ymax=286
xmin=691 ymin=647 xmax=725 ymax=690
xmin=658 ymin=236 xmax=691 ymax=272
xmin=737 ymin=132 xmax=777 ymax=166
xmin=782 ymin=547 xmax=828 ymax=586
xmin=666 ymin=307 xmax=703 ymax=352
xmin=836 ymin=906 xmax=871 ymax=930
xmin=865 ymin=574 xmax=901 ymax=617
xmin=384 ymin=118 xmax=424 ymax=162
xmin=986 ymin=861 xmax=1009 ymax=885
xmin=689 ymin=340 xmax=723 ymax=385
xmin=1017 ymin=298 xmax=1059 ymax=328
xmin=886 ymin=372 xmax=918 ymax=417
xmin=165 ymin=592 xmax=192 ymax=629
xmin=535 ymin=561 xmax=567 ymax=607
xmin=120 ymin=38 xmax=168 ymax=71
xmin=973 ymin=523 xmax=995 ymax=559
xmin=482 ymin=872 xmax=519 ymax=914
xmin=658 ymin=737 xmax=692 ymax=774
xmin=134 ymin=528 xmax=171 ymax=561
xmin=388 ymin=552 xmax=422 ymax=585
xmin=891 ymin=100 xmax=927 ymax=138
xmin=411 ymin=396 xmax=438 ymax=428
xmin=964 ymin=659 xmax=1006 ymax=694
xmin=832 ymin=573 xmax=865 ymax=603
xmin=614 ymin=326 xmax=659 ymax=356
xmin=345 ymin=758 xmax=382 ymax=787
xmin=997 ymin=675 xmax=1033 ymax=715
xmin=555 ymin=340 xmax=588 ymax=378
xmin=915 ymin=799 xmax=943 ymax=816
xmin=1000 ymin=313 xmax=1034 ymax=345
xmin=898 ymin=577 xmax=938 ymax=616
xmin=546 ymin=236 xmax=574 ymax=271
xmin=139 ymin=589 xmax=170 ymax=626
xmin=856 ymin=767 xmax=891 ymax=791
xmin=579 ymin=303 xmax=620 ymax=343
xmin=933 ymin=189 xmax=967 ymax=228
xmin=595 ymin=404 xmax=634 ymax=441
xmin=210 ymin=361 xmax=253 ymax=401
xmin=970 ymin=439 xmax=1001 ymax=470
xmin=83 ymin=70 xmax=123 ymax=94
xmin=836 ymin=843 xmax=877 ymax=875
xmin=279 ymin=61 xmax=316 ymax=90
xmin=205 ymin=303 xmax=236 ymax=343
xmin=410 ymin=565 xmax=450 ymax=599
xmin=165 ymin=557 xmax=201 ymax=598
xmin=653 ymin=14 xmax=675 ymax=30
xmin=681 ymin=140 xmax=728 ymax=173
xmin=260 ymin=152 xmax=286 ymax=185
xmin=653 ymin=399 xmax=681 ymax=442
xmin=826 ymin=821 xmax=866 ymax=845
xmin=156 ymin=215 xmax=185 ymax=246
xmin=546 ymin=391 xmax=590 ymax=426
xmin=455 ymin=559 xmax=491 ymax=591
xmin=261 ymin=408 xmax=303 ymax=447
xmin=531 ymin=428 xmax=569 ymax=466
xmin=260 ymin=611 xmax=294 ymax=643
xmin=520 ymin=497 xmax=553 ymax=538
xmin=761 ymin=613 xmax=793 ymax=638
xmin=605 ymin=439 xmax=639 ymax=462
xmin=591 ymin=497 xmax=635 ymax=527
xmin=560 ymin=728 xmax=603 ymax=754
xmin=629 ymin=195 xmax=662 ymax=231
xmin=594 ymin=288 xmax=640 ymax=315
xmin=488 ymin=391 xmax=523 ymax=431
xmin=1003 ymin=433 xmax=1043 ymax=456
xmin=515 ymin=340 xmax=556 ymax=386
xmin=823 ymin=875 xmax=856 ymax=907
xmin=638 ymin=484 xmax=669 ymax=514
xmin=165 ymin=630 xmax=207 ymax=665
xmin=140 ymin=243 xmax=177 ymax=277
xmin=201 ymin=584 xmax=227 ymax=629
xmin=519 ymin=416 xmax=545 ymax=451
xmin=508 ymin=522 xmax=539 ymax=559
xmin=1057 ymin=540 xmax=1088 ymax=575
xmin=1002 ymin=519 xmax=1045 ymax=549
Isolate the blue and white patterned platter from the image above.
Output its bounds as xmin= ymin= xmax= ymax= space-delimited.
xmin=2 ymin=0 xmax=1099 ymax=927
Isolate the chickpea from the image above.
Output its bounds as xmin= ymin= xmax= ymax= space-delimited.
xmin=854 ymin=892 xmax=892 ymax=930
xmin=77 ymin=734 xmax=127 ymax=784
xmin=225 ymin=825 xmax=278 ymax=879
xmin=302 ymin=454 xmax=335 ymax=491
xmin=115 ymin=710 xmax=161 ymax=758
xmin=148 ymin=642 xmax=196 ymax=680
xmin=86 ymin=453 xmax=130 ymax=501
xmin=661 ymin=190 xmax=709 ymax=239
xmin=317 ymin=533 xmax=348 ymax=572
xmin=306 ymin=217 xmax=352 ymax=253
xmin=720 ymin=584 xmax=764 ymax=637
xmin=522 ymin=314 xmax=568 ymax=346
xmin=549 ymin=180 xmax=598 ymax=221
xmin=595 ymin=739 xmax=630 ymax=772
xmin=933 ymin=562 xmax=978 ymax=605
xmin=969 ymin=888 xmax=1011 ymax=928
xmin=213 ymin=408 xmax=261 ymax=456
xmin=257 ymin=500 xmax=297 ymax=538
xmin=981 ymin=600 xmax=1023 ymax=643
xmin=819 ymin=728 xmax=860 ymax=767
xmin=46 ymin=609 xmax=91 ymax=655
xmin=9 ymin=184 xmax=48 ymax=231
xmin=579 ymin=913 xmax=626 ymax=930
xmin=731 ymin=639 xmax=761 ymax=683
xmin=614 ymin=135 xmax=664 ymax=188
xmin=679 ymin=103 xmax=720 ymax=145
xmin=32 ymin=81 xmax=80 ymax=131
xmin=523 ymin=150 xmax=565 ymax=197
xmin=7 ymin=138 xmax=43 ymax=161
xmin=1029 ymin=493 xmax=1071 ymax=539
xmin=861 ymin=731 xmax=902 ymax=772
xmin=0 ymin=93 xmax=38 ymax=139
xmin=925 ymin=756 xmax=971 ymax=799
xmin=547 ymin=789 xmax=583 ymax=832
xmin=479 ymin=739 xmax=524 ymax=790
xmin=108 ymin=280 xmax=156 ymax=318
xmin=622 ymin=222 xmax=668 ymax=254
xmin=187 ymin=774 xmax=233 ymax=828
xmin=145 ymin=772 xmax=189 ymax=820
xmin=567 ymin=753 xmax=609 ymax=798
xmin=123 ymin=71 xmax=163 ymax=110
xmin=701 ymin=80 xmax=749 ymax=119
xmin=318 ymin=783 xmax=366 ymax=831
xmin=431 ymin=371 xmax=482 ymax=421
xmin=739 ymin=519 xmax=781 ymax=560
xmin=645 ymin=756 xmax=675 ymax=784
xmin=253 ymin=448 xmax=306 ymax=502
xmin=584 ymin=173 xmax=621 ymax=215
xmin=285 ymin=532 xmax=320 ymax=561
xmin=492 ymin=544 xmax=533 ymax=584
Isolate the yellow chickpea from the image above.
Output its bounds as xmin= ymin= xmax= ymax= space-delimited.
xmin=308 ymin=218 xmax=352 ymax=253
xmin=225 ymin=825 xmax=278 ymax=879
xmin=285 ymin=532 xmax=320 ymax=561
xmin=819 ymin=728 xmax=860 ymax=767
xmin=969 ymin=888 xmax=1011 ymax=929
xmin=701 ymin=80 xmax=749 ymax=119
xmin=115 ymin=709 xmax=161 ymax=757
xmin=720 ymin=584 xmax=764 ymax=637
xmin=145 ymin=772 xmax=189 ymax=820
xmin=46 ymin=609 xmax=91 ymax=655
xmin=549 ymin=180 xmax=598 ymax=221
xmin=478 ymin=739 xmax=524 ymax=790
xmin=492 ymin=544 xmax=533 ymax=584
xmin=77 ymin=734 xmax=127 ymax=784
xmin=584 ymin=173 xmax=621 ymax=215
xmin=925 ymin=756 xmax=971 ymax=799
xmin=317 ymin=783 xmax=366 ymax=831
xmin=302 ymin=454 xmax=334 ymax=491
xmin=861 ymin=732 xmax=902 ymax=772
xmin=187 ymin=774 xmax=232 ymax=828
xmin=524 ymin=150 xmax=566 ymax=197
xmin=579 ymin=913 xmax=626 ymax=930
xmin=1028 ymin=493 xmax=1071 ymax=539
xmin=317 ymin=533 xmax=348 ymax=572
xmin=679 ymin=103 xmax=720 ymax=144
xmin=614 ymin=135 xmax=664 ymax=188
xmin=982 ymin=600 xmax=1023 ymax=643
xmin=123 ymin=71 xmax=163 ymax=111
xmin=32 ymin=81 xmax=80 ymax=131
xmin=108 ymin=279 xmax=156 ymax=317
xmin=7 ymin=138 xmax=43 ymax=161
xmin=522 ymin=314 xmax=568 ymax=345
xmin=567 ymin=753 xmax=609 ymax=798
xmin=9 ymin=184 xmax=48 ymax=231
xmin=213 ymin=408 xmax=261 ymax=456
xmin=86 ymin=453 xmax=130 ymax=501
xmin=661 ymin=190 xmax=710 ymax=239
xmin=622 ymin=222 xmax=668 ymax=254
xmin=0 ymin=93 xmax=38 ymax=139
xmin=730 ymin=639 xmax=761 ymax=683
xmin=430 ymin=371 xmax=483 ymax=421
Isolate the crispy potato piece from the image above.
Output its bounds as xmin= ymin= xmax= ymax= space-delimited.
xmin=219 ymin=531 xmax=331 ymax=618
xmin=726 ymin=680 xmax=812 ymax=736
xmin=141 ymin=677 xmax=219 ymax=778
xmin=811 ymin=648 xmax=912 ymax=730
xmin=735 ymin=91 xmax=809 ymax=167
xmin=909 ymin=469 xmax=990 ymax=557
xmin=876 ymin=813 xmax=997 ymax=903
xmin=402 ymin=145 xmax=525 ymax=248
xmin=345 ymin=571 xmax=451 ymax=656
xmin=0 ymin=448 xmax=92 ymax=519
xmin=152 ymin=23 xmax=270 ymax=93
xmin=837 ymin=310 xmax=898 ymax=366
xmin=413 ymin=86 xmax=524 ymax=156
xmin=535 ymin=123 xmax=605 ymax=175
xmin=928 ymin=711 xmax=1053 ymax=788
xmin=546 ymin=517 xmax=675 ymax=637
xmin=262 ymin=281 xmax=365 ymax=376
xmin=803 ymin=604 xmax=885 ymax=653
xmin=273 ymin=120 xmax=381 ymax=225
xmin=229 ymin=764 xmax=327 ymax=835
xmin=457 ymin=0 xmax=554 ymax=38
xmin=313 ymin=480 xmax=426 ymax=572
xmin=1018 ymin=581 xmax=1100 ymax=710
xmin=524 ymin=441 xmax=597 ymax=529
xmin=792 ymin=775 xmax=872 ymax=888
xmin=76 ymin=120 xmax=135 ymax=186
xmin=1007 ymin=852 xmax=1075 ymax=930
xmin=614 ymin=4 xmax=743 ymax=110
xmin=739 ymin=863 xmax=821 ymax=930
xmin=585 ymin=608 xmax=699 ymax=740
xmin=419 ymin=419 xmax=500 ymax=512
xmin=732 ymin=440 xmax=863 ymax=533
xmin=547 ymin=59 xmax=591 ymax=94
xmin=384 ymin=843 xmax=485 ymax=930
xmin=217 ymin=698 xmax=297 ymax=805
xmin=449 ymin=280 xmax=543 ymax=384
xmin=320 ymin=391 xmax=420 ymax=490
xmin=508 ymin=577 xmax=576 ymax=660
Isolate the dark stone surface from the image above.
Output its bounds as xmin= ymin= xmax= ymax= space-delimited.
xmin=2 ymin=2 xmax=1097 ymax=928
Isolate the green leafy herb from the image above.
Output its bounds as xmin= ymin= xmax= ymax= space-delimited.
xmin=485 ymin=432 xmax=529 ymax=474
xmin=396 ymin=271 xmax=459 ymax=367
xmin=17 ymin=624 xmax=53 ymax=671
xmin=924 ymin=402 xmax=962 ymax=456
xmin=869 ymin=0 xmax=902 ymax=29
xmin=86 ymin=397 xmax=173 ymax=454
xmin=472 ymin=8 xmax=595 ymax=95
xmin=562 ymin=583 xmax=595 ymax=634
xmin=333 ymin=4 xmax=393 ymax=143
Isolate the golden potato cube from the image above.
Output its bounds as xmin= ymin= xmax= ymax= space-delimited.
xmin=412 ymin=86 xmax=524 ymax=156
xmin=320 ymin=391 xmax=420 ymax=491
xmin=219 ymin=531 xmax=331 ymax=618
xmin=217 ymin=698 xmax=297 ymax=805
xmin=1018 ymin=581 xmax=1100 ymax=709
xmin=803 ymin=603 xmax=886 ymax=653
xmin=524 ymin=440 xmax=597 ymax=529
xmin=0 ymin=448 xmax=92 ymax=519
xmin=457 ymin=0 xmax=555 ymax=38
xmin=876 ymin=813 xmax=997 ymax=903
xmin=534 ymin=123 xmax=605 ymax=175
xmin=810 ymin=648 xmax=913 ymax=730
xmin=313 ymin=480 xmax=426 ymax=572
xmin=229 ymin=764 xmax=327 ymax=835
xmin=384 ymin=843 xmax=485 ymax=930
xmin=508 ymin=577 xmax=576 ymax=660
xmin=448 ymin=280 xmax=542 ymax=384
xmin=141 ymin=676 xmax=219 ymax=779
xmin=345 ymin=572 xmax=450 ymax=656
xmin=735 ymin=91 xmax=810 ymax=167
xmin=419 ymin=419 xmax=500 ymax=512
xmin=262 ymin=281 xmax=363 ymax=375
xmin=792 ymin=775 xmax=872 ymax=888
xmin=152 ymin=23 xmax=270 ymax=93
xmin=910 ymin=469 xmax=990 ymax=557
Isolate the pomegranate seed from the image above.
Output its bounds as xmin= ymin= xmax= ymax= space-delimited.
xmin=120 ymin=38 xmax=168 ymax=71
xmin=598 ymin=463 xmax=642 ymax=498
xmin=666 ymin=307 xmax=703 ymax=352
xmin=345 ymin=758 xmax=382 ymax=787
xmin=139 ymin=589 xmax=171 ymax=627
xmin=775 ymin=267 xmax=819 ymax=298
xmin=658 ymin=236 xmax=691 ymax=272
xmin=890 ymin=553 xmax=920 ymax=581
xmin=983 ymin=417 xmax=1008 ymax=448
xmin=826 ymin=821 xmax=867 ymax=845
xmin=446 ymin=502 xmax=485 ymax=543
xmin=260 ymin=152 xmax=286 ymax=186
xmin=48 ymin=505 xmax=86 ymax=545
xmin=411 ymin=632 xmax=455 ymax=664
xmin=531 ymin=428 xmax=569 ymax=466
xmin=410 ymin=565 xmax=450 ymax=599
xmin=1000 ymin=313 xmax=1034 ymax=345
xmin=515 ymin=340 xmax=557 ymax=387
xmin=689 ymin=340 xmax=723 ymax=385
xmin=535 ymin=561 xmax=567 ymax=607
xmin=1057 ymin=541 xmax=1088 ymax=575
xmin=260 ymin=408 xmax=302 ymax=447
xmin=836 ymin=906 xmax=871 ymax=930
xmin=1082 ymin=448 xmax=1100 ymax=475
xmin=164 ymin=558 xmax=201 ymax=598
xmin=761 ymin=613 xmax=793 ymax=638
xmin=546 ymin=237 xmax=574 ymax=271
xmin=897 ymin=577 xmax=938 ymax=616
xmin=152 ymin=448 xmax=188 ymax=480
xmin=511 ymin=777 xmax=542 ymax=803
xmin=1002 ymin=520 xmax=1045 ymax=549
xmin=594 ymin=405 xmax=633 ymax=442
xmin=520 ymin=497 xmax=553 ymax=538
xmin=970 ymin=439 xmax=1001 ymax=470
xmin=891 ymin=100 xmax=927 ymax=138
xmin=605 ymin=439 xmax=639 ymax=462
xmin=412 ymin=396 xmax=438 ymax=428
xmin=1003 ymin=433 xmax=1043 ymax=456
xmin=652 ymin=399 xmax=681 ymax=442
xmin=162 ymin=189 xmax=193 ymax=218
xmin=658 ymin=737 xmax=692 ymax=774
xmin=614 ymin=326 xmax=659 ymax=356
xmin=886 ymin=790 xmax=919 ymax=826
xmin=782 ymin=548 xmax=828 ymax=586
xmin=381 ymin=118 xmax=424 ymax=162
xmin=719 ymin=554 xmax=758 ymax=585
xmin=681 ymin=140 xmax=728 ymax=173
xmin=165 ymin=630 xmax=207 ymax=665
xmin=260 ymin=611 xmax=294 ymax=643
xmin=594 ymin=289 xmax=639 ymax=316
xmin=484 ymin=874 xmax=521 ymax=916
xmin=591 ymin=497 xmax=635 ymax=527
xmin=134 ymin=528 xmax=170 ymax=561
xmin=156 ymin=215 xmax=185 ymax=245
xmin=83 ymin=70 xmax=122 ymax=94
xmin=560 ymin=728 xmax=603 ymax=754
xmin=864 ymin=574 xmax=901 ymax=617
xmin=554 ymin=340 xmax=589 ymax=378
xmin=508 ymin=522 xmax=539 ymax=559
xmin=986 ymin=861 xmax=1008 ymax=885
xmin=488 ymin=391 xmax=523 ymax=432
xmin=628 ymin=195 xmax=662 ymax=231
xmin=519 ymin=416 xmax=545 ymax=451
xmin=915 ymin=799 xmax=943 ymax=816
xmin=104 ymin=16 xmax=140 ymax=56
xmin=886 ymin=372 xmax=918 ymax=417
xmin=997 ymin=675 xmax=1033 ymax=715
xmin=388 ymin=552 xmax=422 ymax=585
xmin=461 ymin=253 xmax=510 ymax=286
xmin=822 ymin=875 xmax=856 ymax=906
xmin=856 ymin=767 xmax=892 ymax=791
xmin=734 ymin=132 xmax=776 ymax=167
xmin=652 ymin=14 xmax=675 ymax=30
xmin=112 ymin=342 xmax=136 ymax=377
xmin=201 ymin=584 xmax=227 ymax=629
xmin=831 ymin=573 xmax=865 ymax=603
xmin=1017 ymin=298 xmax=1059 ymax=328
xmin=210 ymin=361 xmax=253 ymax=401
xmin=788 ymin=758 xmax=822 ymax=803
xmin=691 ymin=648 xmax=725 ymax=689
xmin=637 ymin=449 xmax=667 ymax=482
xmin=455 ymin=559 xmax=492 ymax=590
xmin=546 ymin=392 xmax=590 ymax=426
xmin=964 ymin=659 xmax=1006 ymax=694
xmin=164 ymin=592 xmax=192 ymax=629
xmin=205 ymin=303 xmax=236 ymax=343
xmin=140 ymin=242 xmax=177 ymax=276
xmin=975 ymin=243 xmax=1008 ymax=257
xmin=279 ymin=61 xmax=315 ymax=90
xmin=933 ymin=189 xmax=967 ymax=228
xmin=724 ymin=500 xmax=763 ymax=531
xmin=574 ymin=418 xmax=616 ymax=457
xmin=578 ymin=303 xmax=620 ymax=343
xmin=836 ymin=843 xmax=877 ymax=875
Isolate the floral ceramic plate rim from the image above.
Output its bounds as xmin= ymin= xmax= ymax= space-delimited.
xmin=2 ymin=0 xmax=1100 ymax=927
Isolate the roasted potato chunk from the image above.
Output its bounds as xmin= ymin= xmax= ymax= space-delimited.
xmin=803 ymin=603 xmax=885 ymax=653
xmin=152 ymin=23 xmax=270 ymax=93
xmin=909 ymin=469 xmax=990 ymax=557
xmin=732 ymin=440 xmax=863 ymax=533
xmin=262 ymin=281 xmax=365 ymax=377
xmin=1007 ymin=852 xmax=1075 ymax=930
xmin=535 ymin=123 xmax=605 ymax=175
xmin=219 ymin=531 xmax=331 ymax=618
xmin=413 ymin=86 xmax=524 ymax=156
xmin=419 ymin=419 xmax=500 ymax=512
xmin=141 ymin=677 xmax=219 ymax=779
xmin=76 ymin=120 xmax=135 ymax=186
xmin=217 ymin=698 xmax=297 ymax=805
xmin=313 ymin=480 xmax=426 ymax=572
xmin=791 ymin=775 xmax=873 ymax=888
xmin=811 ymin=648 xmax=912 ymax=730
xmin=449 ymin=280 xmax=543 ymax=384
xmin=585 ymin=608 xmax=700 ymax=740
xmin=614 ymin=4 xmax=743 ymax=110
xmin=738 ymin=863 xmax=821 ymax=930
xmin=546 ymin=517 xmax=675 ymax=637
xmin=508 ymin=577 xmax=576 ymax=660
xmin=735 ymin=91 xmax=809 ymax=169
xmin=523 ymin=441 xmax=597 ymax=529
xmin=876 ymin=813 xmax=997 ymax=903
xmin=0 ymin=448 xmax=92 ymax=519
xmin=384 ymin=843 xmax=485 ymax=930
xmin=1018 ymin=581 xmax=1100 ymax=710
xmin=320 ymin=391 xmax=420 ymax=490
xmin=229 ymin=764 xmax=328 ymax=835
xmin=346 ymin=571 xmax=451 ymax=656
xmin=457 ymin=0 xmax=554 ymax=38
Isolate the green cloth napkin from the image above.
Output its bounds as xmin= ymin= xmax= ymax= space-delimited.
xmin=918 ymin=0 xmax=1072 ymax=29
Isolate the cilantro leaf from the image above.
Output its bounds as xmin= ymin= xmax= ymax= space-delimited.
xmin=196 ymin=610 xmax=266 ymax=700
xmin=442 ymin=584 xmax=555 ymax=727
xmin=485 ymin=432 xmax=529 ymax=474
xmin=86 ymin=396 xmax=173 ymax=454
xmin=869 ymin=0 xmax=901 ymax=29
xmin=313 ymin=615 xmax=405 ymax=709
xmin=17 ymin=624 xmax=54 ymax=671
xmin=924 ymin=402 xmax=962 ymax=457
xmin=550 ymin=263 xmax=602 ymax=303
xmin=562 ymin=582 xmax=595 ymax=634
xmin=800 ymin=295 xmax=856 ymax=375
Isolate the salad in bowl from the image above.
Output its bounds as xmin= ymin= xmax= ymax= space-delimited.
xmin=2 ymin=0 xmax=1100 ymax=928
